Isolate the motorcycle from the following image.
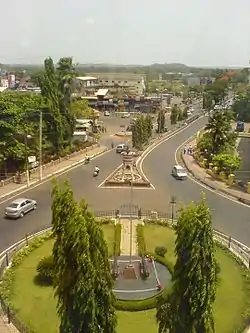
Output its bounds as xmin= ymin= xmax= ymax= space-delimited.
xmin=93 ymin=169 xmax=100 ymax=177
xmin=85 ymin=157 xmax=90 ymax=164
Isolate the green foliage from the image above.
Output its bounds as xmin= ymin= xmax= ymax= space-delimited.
xmin=205 ymin=79 xmax=229 ymax=104
xmin=136 ymin=224 xmax=146 ymax=256
xmin=157 ymin=195 xmax=218 ymax=333
xmin=0 ymin=92 xmax=45 ymax=168
xmin=155 ymin=246 xmax=167 ymax=257
xmin=197 ymin=109 xmax=237 ymax=160
xmin=71 ymin=99 xmax=97 ymax=119
xmin=132 ymin=115 xmax=152 ymax=149
xmin=114 ymin=224 xmax=121 ymax=256
xmin=36 ymin=255 xmax=54 ymax=285
xmin=170 ymin=106 xmax=179 ymax=125
xmin=51 ymin=182 xmax=117 ymax=332
xmin=212 ymin=153 xmax=241 ymax=175
xmin=232 ymin=91 xmax=250 ymax=122
xmin=157 ymin=110 xmax=166 ymax=133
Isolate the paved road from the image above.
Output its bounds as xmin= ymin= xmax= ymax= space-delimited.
xmin=143 ymin=116 xmax=250 ymax=247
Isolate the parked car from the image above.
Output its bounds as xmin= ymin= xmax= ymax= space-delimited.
xmin=5 ymin=198 xmax=37 ymax=219
xmin=171 ymin=165 xmax=187 ymax=180
xmin=116 ymin=144 xmax=129 ymax=153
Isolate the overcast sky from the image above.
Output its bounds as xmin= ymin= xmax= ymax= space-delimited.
xmin=1 ymin=0 xmax=250 ymax=67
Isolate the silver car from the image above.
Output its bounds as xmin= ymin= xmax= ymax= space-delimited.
xmin=5 ymin=198 xmax=37 ymax=219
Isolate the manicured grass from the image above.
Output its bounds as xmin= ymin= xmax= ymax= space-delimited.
xmin=6 ymin=225 xmax=249 ymax=333
xmin=102 ymin=223 xmax=115 ymax=254
xmin=144 ymin=225 xmax=247 ymax=333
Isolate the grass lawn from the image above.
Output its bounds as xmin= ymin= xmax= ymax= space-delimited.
xmin=144 ymin=225 xmax=247 ymax=333
xmin=6 ymin=225 xmax=249 ymax=333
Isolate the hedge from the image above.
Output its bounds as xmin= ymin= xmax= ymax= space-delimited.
xmin=114 ymin=224 xmax=121 ymax=256
xmin=136 ymin=224 xmax=146 ymax=256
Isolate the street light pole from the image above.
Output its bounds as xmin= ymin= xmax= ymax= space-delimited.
xmin=39 ymin=110 xmax=43 ymax=181
xmin=129 ymin=180 xmax=133 ymax=264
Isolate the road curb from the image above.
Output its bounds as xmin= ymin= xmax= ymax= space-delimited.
xmin=176 ymin=139 xmax=250 ymax=206
xmin=0 ymin=147 xmax=111 ymax=201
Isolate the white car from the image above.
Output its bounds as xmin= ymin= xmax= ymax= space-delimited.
xmin=172 ymin=165 xmax=187 ymax=180
xmin=104 ymin=111 xmax=110 ymax=116
xmin=121 ymin=113 xmax=130 ymax=118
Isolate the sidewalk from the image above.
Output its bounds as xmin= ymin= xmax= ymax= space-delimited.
xmin=0 ymin=145 xmax=110 ymax=201
xmin=179 ymin=146 xmax=250 ymax=205
xmin=0 ymin=312 xmax=19 ymax=333
xmin=120 ymin=219 xmax=142 ymax=255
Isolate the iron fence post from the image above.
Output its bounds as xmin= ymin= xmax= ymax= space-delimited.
xmin=5 ymin=252 xmax=9 ymax=267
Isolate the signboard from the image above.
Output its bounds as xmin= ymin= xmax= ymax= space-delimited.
xmin=28 ymin=156 xmax=36 ymax=163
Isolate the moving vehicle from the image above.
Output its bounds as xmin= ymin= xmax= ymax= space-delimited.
xmin=104 ymin=111 xmax=110 ymax=116
xmin=171 ymin=165 xmax=187 ymax=180
xmin=116 ymin=144 xmax=128 ymax=153
xmin=93 ymin=166 xmax=100 ymax=177
xmin=5 ymin=198 xmax=37 ymax=219
xmin=121 ymin=112 xmax=130 ymax=118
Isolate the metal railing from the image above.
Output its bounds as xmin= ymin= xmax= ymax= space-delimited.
xmin=0 ymin=212 xmax=250 ymax=333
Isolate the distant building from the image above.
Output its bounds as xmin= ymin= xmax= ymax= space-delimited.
xmin=76 ymin=73 xmax=146 ymax=96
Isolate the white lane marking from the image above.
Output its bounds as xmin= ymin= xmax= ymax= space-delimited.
xmin=0 ymin=149 xmax=112 ymax=206
xmin=138 ymin=116 xmax=205 ymax=189
xmin=174 ymin=137 xmax=250 ymax=209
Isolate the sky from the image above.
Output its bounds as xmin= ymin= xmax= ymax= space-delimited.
xmin=1 ymin=0 xmax=250 ymax=67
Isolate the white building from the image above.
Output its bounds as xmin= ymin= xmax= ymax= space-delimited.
xmin=85 ymin=73 xmax=146 ymax=96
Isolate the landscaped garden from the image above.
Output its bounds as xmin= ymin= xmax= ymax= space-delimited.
xmin=1 ymin=220 xmax=249 ymax=333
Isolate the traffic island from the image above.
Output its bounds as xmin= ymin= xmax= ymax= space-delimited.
xmin=100 ymin=151 xmax=153 ymax=188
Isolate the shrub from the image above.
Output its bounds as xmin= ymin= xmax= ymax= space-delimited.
xmin=36 ymin=255 xmax=54 ymax=285
xmin=155 ymin=246 xmax=167 ymax=257
xmin=114 ymin=224 xmax=121 ymax=256
xmin=97 ymin=217 xmax=114 ymax=225
xmin=136 ymin=225 xmax=146 ymax=256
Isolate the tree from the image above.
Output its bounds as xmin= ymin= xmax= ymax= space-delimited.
xmin=232 ymin=91 xmax=250 ymax=122
xmin=202 ymin=92 xmax=214 ymax=111
xmin=212 ymin=153 xmax=241 ymax=175
xmin=157 ymin=110 xmax=166 ymax=133
xmin=182 ymin=106 xmax=188 ymax=119
xmin=51 ymin=181 xmax=98 ymax=332
xmin=170 ymin=106 xmax=178 ymax=125
xmin=71 ymin=99 xmax=98 ymax=120
xmin=79 ymin=200 xmax=117 ymax=332
xmin=205 ymin=109 xmax=237 ymax=156
xmin=145 ymin=114 xmax=153 ymax=138
xmin=157 ymin=195 xmax=218 ymax=333
xmin=0 ymin=92 xmax=45 ymax=171
xmin=205 ymin=80 xmax=228 ymax=105
xmin=132 ymin=115 xmax=152 ymax=149
xmin=39 ymin=57 xmax=63 ymax=154
xmin=57 ymin=57 xmax=76 ymax=141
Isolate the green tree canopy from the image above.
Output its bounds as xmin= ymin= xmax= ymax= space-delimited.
xmin=157 ymin=195 xmax=218 ymax=333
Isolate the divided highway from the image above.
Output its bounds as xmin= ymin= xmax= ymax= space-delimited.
xmin=1 ymin=116 xmax=250 ymax=252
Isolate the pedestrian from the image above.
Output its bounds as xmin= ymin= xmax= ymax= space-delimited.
xmin=183 ymin=146 xmax=187 ymax=154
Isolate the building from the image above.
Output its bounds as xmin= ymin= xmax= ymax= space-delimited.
xmin=75 ymin=73 xmax=146 ymax=96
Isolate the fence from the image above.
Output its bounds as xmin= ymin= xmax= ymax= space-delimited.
xmin=0 ymin=211 xmax=250 ymax=333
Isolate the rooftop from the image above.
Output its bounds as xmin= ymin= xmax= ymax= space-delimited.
xmin=76 ymin=76 xmax=98 ymax=81
xmin=95 ymin=88 xmax=109 ymax=96
xmin=86 ymin=73 xmax=146 ymax=81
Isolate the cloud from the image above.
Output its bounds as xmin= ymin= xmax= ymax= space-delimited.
xmin=85 ymin=17 xmax=95 ymax=25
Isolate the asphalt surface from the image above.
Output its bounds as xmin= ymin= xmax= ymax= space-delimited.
xmin=1 ymin=104 xmax=250 ymax=252
xmin=143 ymin=116 xmax=250 ymax=247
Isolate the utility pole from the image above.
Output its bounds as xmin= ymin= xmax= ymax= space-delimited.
xmin=39 ymin=110 xmax=43 ymax=181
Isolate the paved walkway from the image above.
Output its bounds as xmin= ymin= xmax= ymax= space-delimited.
xmin=0 ymin=145 xmax=109 ymax=200
xmin=120 ymin=219 xmax=142 ymax=255
xmin=180 ymin=145 xmax=250 ymax=204
xmin=0 ymin=311 xmax=19 ymax=333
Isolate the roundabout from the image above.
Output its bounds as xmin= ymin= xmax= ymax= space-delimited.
xmin=1 ymin=218 xmax=250 ymax=333
xmin=1 ymin=110 xmax=250 ymax=332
